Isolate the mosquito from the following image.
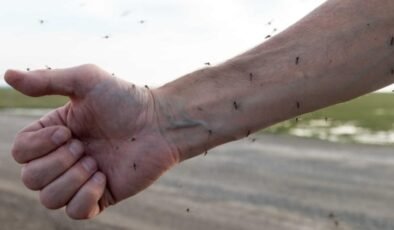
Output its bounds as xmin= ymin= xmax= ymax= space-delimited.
xmin=296 ymin=57 xmax=300 ymax=65
xmin=233 ymin=101 xmax=239 ymax=110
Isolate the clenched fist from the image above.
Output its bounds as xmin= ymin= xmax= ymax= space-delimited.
xmin=5 ymin=65 xmax=180 ymax=219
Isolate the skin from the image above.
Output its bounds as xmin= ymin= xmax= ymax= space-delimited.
xmin=4 ymin=0 xmax=394 ymax=220
xmin=5 ymin=66 xmax=180 ymax=219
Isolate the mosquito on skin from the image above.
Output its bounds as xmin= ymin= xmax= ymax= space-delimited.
xmin=296 ymin=101 xmax=301 ymax=109
xmin=233 ymin=101 xmax=239 ymax=110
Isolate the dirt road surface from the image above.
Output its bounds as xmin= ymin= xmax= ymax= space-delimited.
xmin=1 ymin=112 xmax=394 ymax=230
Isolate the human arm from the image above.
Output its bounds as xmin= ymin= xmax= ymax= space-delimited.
xmin=153 ymin=0 xmax=394 ymax=161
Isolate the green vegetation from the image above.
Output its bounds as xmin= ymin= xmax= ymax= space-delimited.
xmin=262 ymin=93 xmax=394 ymax=145
xmin=0 ymin=87 xmax=68 ymax=108
xmin=264 ymin=93 xmax=394 ymax=133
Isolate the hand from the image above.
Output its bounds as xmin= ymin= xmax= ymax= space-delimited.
xmin=5 ymin=64 xmax=180 ymax=219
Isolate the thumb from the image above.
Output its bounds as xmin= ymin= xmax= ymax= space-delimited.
xmin=4 ymin=64 xmax=100 ymax=97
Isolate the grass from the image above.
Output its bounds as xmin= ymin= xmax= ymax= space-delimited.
xmin=0 ymin=87 xmax=68 ymax=108
xmin=263 ymin=93 xmax=394 ymax=134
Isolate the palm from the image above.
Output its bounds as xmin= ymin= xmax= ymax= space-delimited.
xmin=50 ymin=69 xmax=178 ymax=207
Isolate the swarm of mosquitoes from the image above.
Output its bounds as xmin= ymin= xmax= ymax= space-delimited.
xmin=264 ymin=20 xmax=277 ymax=40
xmin=31 ymin=13 xmax=394 ymax=167
xmin=27 ymin=11 xmax=394 ymax=224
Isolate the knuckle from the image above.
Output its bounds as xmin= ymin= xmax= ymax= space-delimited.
xmin=12 ymin=132 xmax=36 ymax=163
xmin=21 ymin=165 xmax=42 ymax=191
xmin=11 ymin=145 xmax=24 ymax=163
xmin=66 ymin=205 xmax=89 ymax=220
xmin=39 ymin=190 xmax=62 ymax=210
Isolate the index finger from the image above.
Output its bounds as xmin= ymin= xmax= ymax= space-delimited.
xmin=12 ymin=126 xmax=71 ymax=164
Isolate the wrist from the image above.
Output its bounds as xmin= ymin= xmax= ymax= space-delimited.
xmin=152 ymin=68 xmax=228 ymax=161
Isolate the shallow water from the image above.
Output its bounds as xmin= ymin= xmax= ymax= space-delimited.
xmin=289 ymin=120 xmax=394 ymax=145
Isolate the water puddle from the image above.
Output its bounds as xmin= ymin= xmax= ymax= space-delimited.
xmin=289 ymin=120 xmax=394 ymax=145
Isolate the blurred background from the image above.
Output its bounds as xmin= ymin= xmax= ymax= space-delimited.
xmin=1 ymin=0 xmax=394 ymax=229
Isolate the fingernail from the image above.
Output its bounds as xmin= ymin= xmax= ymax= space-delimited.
xmin=52 ymin=129 xmax=69 ymax=145
xmin=82 ymin=157 xmax=96 ymax=172
xmin=69 ymin=141 xmax=83 ymax=157
xmin=92 ymin=173 xmax=105 ymax=184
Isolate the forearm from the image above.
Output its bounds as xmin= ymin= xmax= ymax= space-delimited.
xmin=153 ymin=0 xmax=394 ymax=160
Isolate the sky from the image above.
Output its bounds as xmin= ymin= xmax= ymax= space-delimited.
xmin=0 ymin=0 xmax=392 ymax=91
